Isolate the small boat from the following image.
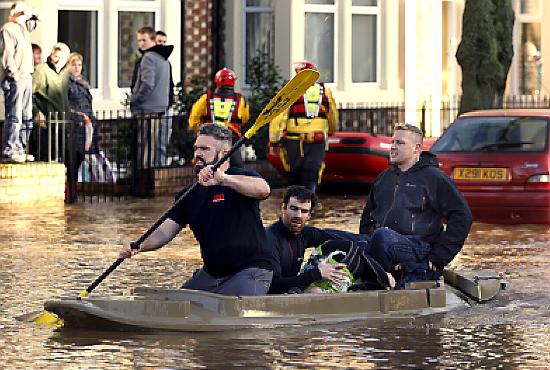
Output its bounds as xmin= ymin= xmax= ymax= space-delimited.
xmin=267 ymin=132 xmax=392 ymax=185
xmin=267 ymin=132 xmax=438 ymax=185
xmin=44 ymin=270 xmax=505 ymax=332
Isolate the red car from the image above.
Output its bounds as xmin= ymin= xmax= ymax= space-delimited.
xmin=430 ymin=109 xmax=550 ymax=224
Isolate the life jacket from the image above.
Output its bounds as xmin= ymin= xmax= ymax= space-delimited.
xmin=287 ymin=83 xmax=330 ymax=120
xmin=204 ymin=90 xmax=243 ymax=136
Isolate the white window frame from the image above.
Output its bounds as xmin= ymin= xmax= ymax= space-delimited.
xmin=304 ymin=0 xmax=338 ymax=86
xmin=348 ymin=1 xmax=380 ymax=87
xmin=59 ymin=0 xmax=104 ymax=97
xmin=116 ymin=1 xmax=160 ymax=91
xmin=511 ymin=0 xmax=542 ymax=95
xmin=518 ymin=0 xmax=542 ymax=15
xmin=241 ymin=0 xmax=274 ymax=88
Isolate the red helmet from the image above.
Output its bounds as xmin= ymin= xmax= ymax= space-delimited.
xmin=214 ymin=68 xmax=237 ymax=87
xmin=294 ymin=61 xmax=317 ymax=73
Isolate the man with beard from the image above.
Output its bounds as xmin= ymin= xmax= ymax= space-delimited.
xmin=119 ymin=124 xmax=274 ymax=296
xmin=359 ymin=124 xmax=472 ymax=280
xmin=266 ymin=185 xmax=393 ymax=294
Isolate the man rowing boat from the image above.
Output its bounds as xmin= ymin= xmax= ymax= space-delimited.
xmin=119 ymin=124 xmax=274 ymax=296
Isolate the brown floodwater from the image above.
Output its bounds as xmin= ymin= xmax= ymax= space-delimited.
xmin=0 ymin=189 xmax=549 ymax=369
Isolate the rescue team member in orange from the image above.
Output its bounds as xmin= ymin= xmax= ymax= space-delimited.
xmin=269 ymin=61 xmax=337 ymax=193
xmin=119 ymin=124 xmax=274 ymax=296
xmin=359 ymin=124 xmax=472 ymax=281
xmin=189 ymin=67 xmax=249 ymax=166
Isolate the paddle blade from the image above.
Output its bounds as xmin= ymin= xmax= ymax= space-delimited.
xmin=33 ymin=310 xmax=63 ymax=327
xmin=243 ymin=69 xmax=320 ymax=140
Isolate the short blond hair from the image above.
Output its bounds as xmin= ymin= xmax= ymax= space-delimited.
xmin=67 ymin=52 xmax=83 ymax=65
xmin=394 ymin=123 xmax=424 ymax=145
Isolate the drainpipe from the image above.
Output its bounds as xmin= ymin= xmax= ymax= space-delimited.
xmin=212 ymin=0 xmax=224 ymax=80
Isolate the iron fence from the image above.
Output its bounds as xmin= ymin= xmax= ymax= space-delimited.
xmin=4 ymin=94 xmax=550 ymax=202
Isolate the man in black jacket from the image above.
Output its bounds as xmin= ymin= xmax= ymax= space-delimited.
xmin=119 ymin=124 xmax=273 ymax=296
xmin=359 ymin=124 xmax=472 ymax=276
xmin=266 ymin=186 xmax=391 ymax=294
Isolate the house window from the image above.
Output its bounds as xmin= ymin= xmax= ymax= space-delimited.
xmin=304 ymin=0 xmax=336 ymax=83
xmin=514 ymin=0 xmax=542 ymax=95
xmin=244 ymin=0 xmax=274 ymax=84
xmin=58 ymin=10 xmax=99 ymax=88
xmin=351 ymin=1 xmax=378 ymax=83
xmin=520 ymin=0 xmax=540 ymax=14
xmin=117 ymin=11 xmax=155 ymax=88
xmin=520 ymin=22 xmax=541 ymax=94
xmin=0 ymin=1 xmax=11 ymax=26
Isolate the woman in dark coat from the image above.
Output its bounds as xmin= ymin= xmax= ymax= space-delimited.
xmin=66 ymin=52 xmax=97 ymax=202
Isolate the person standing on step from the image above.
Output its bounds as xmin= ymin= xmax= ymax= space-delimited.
xmin=0 ymin=2 xmax=39 ymax=163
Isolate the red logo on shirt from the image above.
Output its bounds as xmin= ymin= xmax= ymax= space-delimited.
xmin=213 ymin=193 xmax=225 ymax=203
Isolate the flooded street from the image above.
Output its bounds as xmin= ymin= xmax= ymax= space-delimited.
xmin=1 ymin=190 xmax=549 ymax=369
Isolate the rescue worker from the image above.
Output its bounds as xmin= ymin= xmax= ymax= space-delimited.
xmin=269 ymin=61 xmax=338 ymax=192
xmin=189 ymin=67 xmax=249 ymax=166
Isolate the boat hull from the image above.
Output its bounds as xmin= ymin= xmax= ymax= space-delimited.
xmin=267 ymin=132 xmax=391 ymax=185
xmin=44 ymin=270 xmax=503 ymax=332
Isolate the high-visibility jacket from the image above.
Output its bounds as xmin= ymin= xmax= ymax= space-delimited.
xmin=189 ymin=89 xmax=250 ymax=136
xmin=269 ymin=83 xmax=337 ymax=143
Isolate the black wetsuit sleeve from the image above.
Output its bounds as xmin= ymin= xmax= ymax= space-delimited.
xmin=302 ymin=226 xmax=339 ymax=247
xmin=268 ymin=267 xmax=322 ymax=294
xmin=267 ymin=226 xmax=323 ymax=294
xmin=359 ymin=189 xmax=377 ymax=235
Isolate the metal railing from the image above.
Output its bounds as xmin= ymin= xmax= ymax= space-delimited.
xmin=3 ymin=94 xmax=550 ymax=202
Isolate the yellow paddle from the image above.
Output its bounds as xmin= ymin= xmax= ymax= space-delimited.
xmin=34 ymin=68 xmax=320 ymax=326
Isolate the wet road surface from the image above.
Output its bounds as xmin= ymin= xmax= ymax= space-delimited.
xmin=0 ymin=190 xmax=549 ymax=369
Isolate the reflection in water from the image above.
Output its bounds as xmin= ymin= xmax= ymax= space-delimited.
xmin=0 ymin=190 xmax=549 ymax=368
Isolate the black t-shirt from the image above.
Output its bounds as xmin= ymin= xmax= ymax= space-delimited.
xmin=167 ymin=167 xmax=273 ymax=277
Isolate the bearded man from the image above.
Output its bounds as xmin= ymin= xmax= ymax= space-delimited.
xmin=266 ymin=185 xmax=393 ymax=294
xmin=119 ymin=124 xmax=274 ymax=296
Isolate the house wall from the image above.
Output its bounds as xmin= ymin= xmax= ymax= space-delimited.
xmin=1 ymin=0 xmax=184 ymax=115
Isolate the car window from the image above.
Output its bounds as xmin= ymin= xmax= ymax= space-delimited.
xmin=431 ymin=116 xmax=548 ymax=153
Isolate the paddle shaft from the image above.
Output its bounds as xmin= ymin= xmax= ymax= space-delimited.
xmin=81 ymin=136 xmax=247 ymax=297
xmin=79 ymin=69 xmax=319 ymax=298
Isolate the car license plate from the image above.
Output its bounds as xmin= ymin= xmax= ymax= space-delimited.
xmin=454 ymin=167 xmax=508 ymax=181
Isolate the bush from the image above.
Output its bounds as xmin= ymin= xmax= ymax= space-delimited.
xmin=170 ymin=75 xmax=208 ymax=162
xmin=244 ymin=52 xmax=286 ymax=159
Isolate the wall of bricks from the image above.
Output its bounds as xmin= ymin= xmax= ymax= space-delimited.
xmin=183 ymin=0 xmax=216 ymax=81
xmin=0 ymin=163 xmax=66 ymax=204
xmin=149 ymin=161 xmax=286 ymax=196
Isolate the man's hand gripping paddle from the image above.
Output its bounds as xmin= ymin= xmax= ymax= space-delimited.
xmin=34 ymin=69 xmax=320 ymax=326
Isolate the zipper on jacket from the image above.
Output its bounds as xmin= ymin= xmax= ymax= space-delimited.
xmin=381 ymin=182 xmax=399 ymax=228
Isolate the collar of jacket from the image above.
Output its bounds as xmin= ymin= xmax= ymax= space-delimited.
xmin=274 ymin=218 xmax=299 ymax=239
xmin=46 ymin=57 xmax=63 ymax=74
xmin=390 ymin=151 xmax=439 ymax=175
xmin=141 ymin=44 xmax=174 ymax=60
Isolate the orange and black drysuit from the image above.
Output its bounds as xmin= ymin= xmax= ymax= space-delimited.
xmin=189 ymin=86 xmax=249 ymax=166
xmin=269 ymin=82 xmax=337 ymax=191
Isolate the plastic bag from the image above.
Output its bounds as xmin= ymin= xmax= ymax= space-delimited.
xmin=78 ymin=150 xmax=116 ymax=183
xmin=300 ymin=246 xmax=355 ymax=293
